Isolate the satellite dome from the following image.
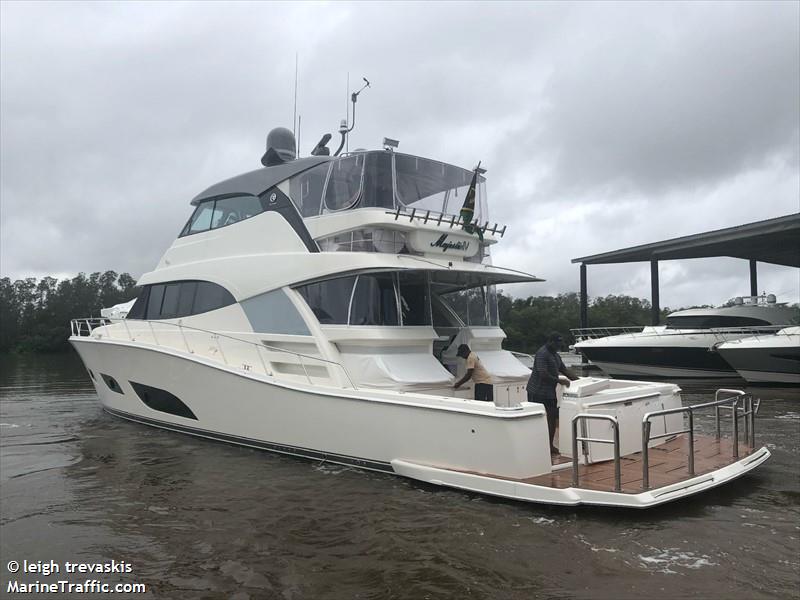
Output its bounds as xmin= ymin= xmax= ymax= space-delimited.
xmin=261 ymin=127 xmax=297 ymax=166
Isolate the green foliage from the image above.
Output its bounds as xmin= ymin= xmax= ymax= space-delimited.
xmin=0 ymin=270 xmax=678 ymax=355
xmin=0 ymin=272 xmax=139 ymax=353
xmin=498 ymin=292 xmax=671 ymax=354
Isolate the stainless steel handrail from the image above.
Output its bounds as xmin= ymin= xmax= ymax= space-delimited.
xmin=571 ymin=413 xmax=621 ymax=492
xmin=571 ymin=325 xmax=783 ymax=343
xmin=70 ymin=317 xmax=359 ymax=389
xmin=640 ymin=389 xmax=757 ymax=490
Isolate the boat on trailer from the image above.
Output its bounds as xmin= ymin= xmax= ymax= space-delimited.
xmin=70 ymin=126 xmax=769 ymax=509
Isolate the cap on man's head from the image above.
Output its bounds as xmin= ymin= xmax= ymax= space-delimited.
xmin=457 ymin=344 xmax=471 ymax=357
xmin=547 ymin=332 xmax=564 ymax=344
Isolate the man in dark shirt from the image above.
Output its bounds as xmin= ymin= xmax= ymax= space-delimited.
xmin=527 ymin=332 xmax=579 ymax=455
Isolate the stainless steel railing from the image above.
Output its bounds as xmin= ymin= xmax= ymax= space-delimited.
xmin=571 ymin=325 xmax=783 ymax=344
xmin=640 ymin=389 xmax=759 ymax=490
xmin=571 ymin=414 xmax=621 ymax=492
xmin=70 ymin=318 xmax=359 ymax=389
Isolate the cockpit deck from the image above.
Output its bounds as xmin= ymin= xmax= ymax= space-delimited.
xmin=530 ymin=434 xmax=753 ymax=494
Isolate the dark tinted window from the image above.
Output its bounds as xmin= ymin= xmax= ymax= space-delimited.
xmin=666 ymin=315 xmax=771 ymax=329
xmin=350 ymin=273 xmax=399 ymax=326
xmin=324 ymin=154 xmax=364 ymax=211
xmin=127 ymin=287 xmax=150 ymax=320
xmin=133 ymin=280 xmax=234 ymax=319
xmin=193 ymin=281 xmax=235 ymax=315
xmin=296 ymin=276 xmax=356 ymax=324
xmin=160 ymin=283 xmax=181 ymax=318
xmin=398 ymin=271 xmax=430 ymax=325
xmin=147 ymin=285 xmax=165 ymax=318
xmin=289 ymin=162 xmax=330 ymax=217
xmin=177 ymin=281 xmax=198 ymax=317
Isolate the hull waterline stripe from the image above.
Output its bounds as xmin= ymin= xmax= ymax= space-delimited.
xmin=102 ymin=406 xmax=393 ymax=473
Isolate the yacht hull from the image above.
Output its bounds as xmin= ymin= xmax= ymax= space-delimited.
xmin=71 ymin=337 xmax=553 ymax=480
xmin=71 ymin=337 xmax=769 ymax=508
xmin=575 ymin=346 xmax=739 ymax=379
xmin=715 ymin=346 xmax=800 ymax=385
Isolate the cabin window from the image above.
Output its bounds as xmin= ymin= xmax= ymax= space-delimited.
xmin=128 ymin=280 xmax=235 ymax=320
xmin=350 ymin=273 xmax=399 ymax=326
xmin=398 ymin=271 xmax=431 ymax=326
xmin=394 ymin=154 xmax=487 ymax=220
xmin=289 ymin=162 xmax=331 ymax=217
xmin=211 ymin=195 xmax=263 ymax=229
xmin=127 ymin=287 xmax=150 ymax=320
xmin=147 ymin=285 xmax=166 ymax=318
xmin=241 ymin=289 xmax=310 ymax=335
xmin=323 ymin=154 xmax=364 ymax=211
xmin=439 ymin=285 xmax=499 ymax=327
xmin=159 ymin=283 xmax=181 ymax=318
xmin=177 ymin=281 xmax=198 ymax=317
xmin=193 ymin=281 xmax=235 ymax=315
xmin=179 ymin=194 xmax=263 ymax=237
xmin=182 ymin=201 xmax=215 ymax=236
xmin=295 ymin=276 xmax=356 ymax=324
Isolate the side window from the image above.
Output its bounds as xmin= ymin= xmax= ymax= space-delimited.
xmin=212 ymin=195 xmax=263 ymax=229
xmin=183 ymin=202 xmax=215 ymax=236
xmin=324 ymin=154 xmax=364 ymax=211
xmin=180 ymin=195 xmax=263 ymax=237
xmin=398 ymin=271 xmax=430 ymax=326
xmin=177 ymin=281 xmax=197 ymax=317
xmin=289 ymin=162 xmax=331 ymax=217
xmin=136 ymin=280 xmax=234 ymax=319
xmin=295 ymin=277 xmax=356 ymax=324
xmin=350 ymin=273 xmax=399 ymax=326
xmin=193 ymin=281 xmax=235 ymax=315
xmin=147 ymin=285 xmax=165 ymax=318
xmin=160 ymin=283 xmax=181 ymax=318
xmin=127 ymin=287 xmax=150 ymax=320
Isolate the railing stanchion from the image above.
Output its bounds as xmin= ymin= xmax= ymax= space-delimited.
xmin=612 ymin=421 xmax=621 ymax=492
xmin=179 ymin=323 xmax=190 ymax=353
xmin=123 ymin=319 xmax=132 ymax=341
xmin=148 ymin=322 xmax=159 ymax=345
xmin=687 ymin=410 xmax=695 ymax=476
xmin=256 ymin=345 xmax=270 ymax=376
xmin=642 ymin=420 xmax=652 ymax=490
xmin=571 ymin=418 xmax=580 ymax=487
xmin=743 ymin=395 xmax=750 ymax=449
xmin=715 ymin=406 xmax=721 ymax=440
xmin=215 ymin=335 xmax=228 ymax=365
xmin=732 ymin=397 xmax=739 ymax=459
xmin=299 ymin=355 xmax=311 ymax=385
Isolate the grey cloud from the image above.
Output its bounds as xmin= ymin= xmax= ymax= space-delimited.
xmin=1 ymin=2 xmax=797 ymax=310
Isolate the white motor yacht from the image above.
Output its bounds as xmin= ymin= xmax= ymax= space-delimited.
xmin=70 ymin=127 xmax=769 ymax=508
xmin=573 ymin=296 xmax=795 ymax=379
xmin=716 ymin=327 xmax=800 ymax=385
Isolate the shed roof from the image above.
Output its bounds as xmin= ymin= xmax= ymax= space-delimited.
xmin=571 ymin=213 xmax=800 ymax=267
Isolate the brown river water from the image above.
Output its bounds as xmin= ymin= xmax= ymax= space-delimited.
xmin=1 ymin=352 xmax=798 ymax=599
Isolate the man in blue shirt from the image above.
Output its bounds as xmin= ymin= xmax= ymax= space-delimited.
xmin=527 ymin=332 xmax=579 ymax=455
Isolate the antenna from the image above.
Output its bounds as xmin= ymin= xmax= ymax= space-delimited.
xmin=292 ymin=53 xmax=298 ymax=140
xmin=334 ymin=76 xmax=371 ymax=156
xmin=345 ymin=72 xmax=350 ymax=154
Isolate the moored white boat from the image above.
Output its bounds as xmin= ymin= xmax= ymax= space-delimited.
xmin=572 ymin=298 xmax=795 ymax=379
xmin=716 ymin=327 xmax=800 ymax=385
xmin=70 ymin=125 xmax=769 ymax=508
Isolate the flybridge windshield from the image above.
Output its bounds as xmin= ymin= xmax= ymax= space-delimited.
xmin=288 ymin=151 xmax=487 ymax=221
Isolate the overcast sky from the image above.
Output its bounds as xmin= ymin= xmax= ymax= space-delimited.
xmin=1 ymin=1 xmax=798 ymax=310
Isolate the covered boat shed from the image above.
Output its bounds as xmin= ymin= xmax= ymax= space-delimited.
xmin=571 ymin=213 xmax=800 ymax=327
